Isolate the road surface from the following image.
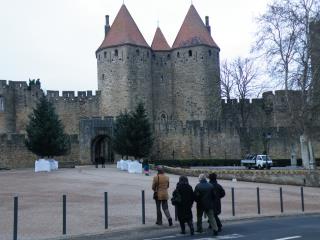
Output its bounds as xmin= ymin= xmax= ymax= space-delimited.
xmin=64 ymin=214 xmax=320 ymax=240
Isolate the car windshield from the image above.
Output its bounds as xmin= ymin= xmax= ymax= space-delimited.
xmin=261 ymin=155 xmax=271 ymax=161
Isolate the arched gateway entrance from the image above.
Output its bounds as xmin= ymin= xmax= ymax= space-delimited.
xmin=91 ymin=135 xmax=113 ymax=165
xmin=79 ymin=117 xmax=114 ymax=165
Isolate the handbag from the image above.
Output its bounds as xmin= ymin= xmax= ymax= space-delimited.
xmin=153 ymin=175 xmax=159 ymax=200
xmin=153 ymin=191 xmax=158 ymax=200
xmin=171 ymin=189 xmax=182 ymax=206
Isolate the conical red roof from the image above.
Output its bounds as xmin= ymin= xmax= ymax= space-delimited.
xmin=172 ymin=5 xmax=218 ymax=49
xmin=151 ymin=27 xmax=171 ymax=51
xmin=97 ymin=4 xmax=149 ymax=51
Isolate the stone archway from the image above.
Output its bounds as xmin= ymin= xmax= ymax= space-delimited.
xmin=91 ymin=135 xmax=113 ymax=165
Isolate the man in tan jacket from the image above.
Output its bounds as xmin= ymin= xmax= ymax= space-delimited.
xmin=152 ymin=166 xmax=173 ymax=226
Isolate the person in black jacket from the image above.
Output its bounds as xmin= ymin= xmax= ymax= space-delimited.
xmin=209 ymin=172 xmax=225 ymax=232
xmin=194 ymin=174 xmax=219 ymax=236
xmin=172 ymin=176 xmax=195 ymax=235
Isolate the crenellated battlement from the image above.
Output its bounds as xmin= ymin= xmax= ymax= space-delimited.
xmin=221 ymin=97 xmax=263 ymax=107
xmin=0 ymin=80 xmax=41 ymax=90
xmin=46 ymin=90 xmax=101 ymax=101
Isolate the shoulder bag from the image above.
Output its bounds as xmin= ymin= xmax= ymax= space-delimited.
xmin=153 ymin=175 xmax=159 ymax=200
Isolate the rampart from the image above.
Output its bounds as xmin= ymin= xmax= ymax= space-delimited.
xmin=153 ymin=117 xmax=320 ymax=161
xmin=0 ymin=133 xmax=79 ymax=169
xmin=46 ymin=90 xmax=101 ymax=134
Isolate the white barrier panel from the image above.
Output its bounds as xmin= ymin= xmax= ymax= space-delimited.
xmin=128 ymin=161 xmax=142 ymax=174
xmin=120 ymin=160 xmax=130 ymax=171
xmin=49 ymin=159 xmax=58 ymax=170
xmin=116 ymin=160 xmax=122 ymax=169
xmin=117 ymin=160 xmax=143 ymax=174
xmin=35 ymin=159 xmax=59 ymax=172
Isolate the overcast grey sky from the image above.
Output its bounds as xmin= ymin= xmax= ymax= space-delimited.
xmin=0 ymin=0 xmax=271 ymax=92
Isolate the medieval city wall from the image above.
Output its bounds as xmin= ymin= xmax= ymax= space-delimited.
xmin=0 ymin=80 xmax=43 ymax=134
xmin=0 ymin=133 xmax=79 ymax=169
xmin=0 ymin=80 xmax=16 ymax=133
xmin=153 ymin=120 xmax=240 ymax=160
xmin=153 ymin=119 xmax=320 ymax=161
xmin=47 ymin=90 xmax=101 ymax=134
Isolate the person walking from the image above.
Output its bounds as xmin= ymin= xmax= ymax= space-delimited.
xmin=194 ymin=174 xmax=219 ymax=236
xmin=152 ymin=166 xmax=173 ymax=226
xmin=208 ymin=173 xmax=225 ymax=232
xmin=143 ymin=159 xmax=150 ymax=176
xmin=172 ymin=176 xmax=195 ymax=235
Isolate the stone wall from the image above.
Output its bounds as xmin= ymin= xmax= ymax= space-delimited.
xmin=171 ymin=45 xmax=221 ymax=121
xmin=0 ymin=80 xmax=43 ymax=134
xmin=163 ymin=166 xmax=320 ymax=187
xmin=0 ymin=80 xmax=16 ymax=133
xmin=97 ymin=45 xmax=153 ymax=118
xmin=153 ymin=119 xmax=320 ymax=161
xmin=153 ymin=120 xmax=241 ymax=160
xmin=79 ymin=117 xmax=113 ymax=164
xmin=47 ymin=90 xmax=101 ymax=134
xmin=0 ymin=133 xmax=79 ymax=169
xmin=152 ymin=50 xmax=174 ymax=121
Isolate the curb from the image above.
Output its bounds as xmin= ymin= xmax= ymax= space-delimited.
xmin=42 ymin=212 xmax=320 ymax=240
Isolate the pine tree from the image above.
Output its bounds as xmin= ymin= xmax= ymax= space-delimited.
xmin=25 ymin=96 xmax=70 ymax=158
xmin=113 ymin=111 xmax=131 ymax=158
xmin=127 ymin=103 xmax=153 ymax=159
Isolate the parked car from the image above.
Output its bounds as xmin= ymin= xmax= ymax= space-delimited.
xmin=241 ymin=154 xmax=273 ymax=169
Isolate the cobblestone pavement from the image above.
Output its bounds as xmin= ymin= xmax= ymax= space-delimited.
xmin=0 ymin=165 xmax=320 ymax=240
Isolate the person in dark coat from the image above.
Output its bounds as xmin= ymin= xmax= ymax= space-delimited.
xmin=209 ymin=172 xmax=225 ymax=232
xmin=194 ymin=174 xmax=219 ymax=236
xmin=172 ymin=176 xmax=195 ymax=235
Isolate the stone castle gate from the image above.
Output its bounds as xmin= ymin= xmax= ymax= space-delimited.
xmin=79 ymin=117 xmax=114 ymax=164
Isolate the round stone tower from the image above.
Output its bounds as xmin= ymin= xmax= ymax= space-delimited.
xmin=96 ymin=4 xmax=152 ymax=117
xmin=151 ymin=27 xmax=174 ymax=122
xmin=171 ymin=5 xmax=221 ymax=122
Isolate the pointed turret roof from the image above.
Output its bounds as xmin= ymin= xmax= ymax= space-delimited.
xmin=172 ymin=5 xmax=219 ymax=49
xmin=151 ymin=27 xmax=171 ymax=51
xmin=97 ymin=4 xmax=149 ymax=51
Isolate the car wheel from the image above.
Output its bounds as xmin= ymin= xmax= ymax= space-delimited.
xmin=248 ymin=166 xmax=251 ymax=170
xmin=258 ymin=165 xmax=262 ymax=170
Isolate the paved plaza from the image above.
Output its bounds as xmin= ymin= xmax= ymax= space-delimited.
xmin=0 ymin=165 xmax=320 ymax=240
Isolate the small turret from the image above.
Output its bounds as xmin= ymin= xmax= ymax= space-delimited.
xmin=205 ymin=16 xmax=211 ymax=34
xmin=104 ymin=15 xmax=110 ymax=36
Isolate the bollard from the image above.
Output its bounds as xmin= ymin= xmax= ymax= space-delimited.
xmin=13 ymin=196 xmax=18 ymax=240
xmin=63 ymin=195 xmax=66 ymax=235
xmin=231 ymin=187 xmax=235 ymax=216
xmin=175 ymin=206 xmax=178 ymax=221
xmin=301 ymin=187 xmax=305 ymax=212
xmin=257 ymin=187 xmax=261 ymax=215
xmin=280 ymin=187 xmax=283 ymax=213
xmin=104 ymin=192 xmax=108 ymax=229
xmin=142 ymin=190 xmax=145 ymax=224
